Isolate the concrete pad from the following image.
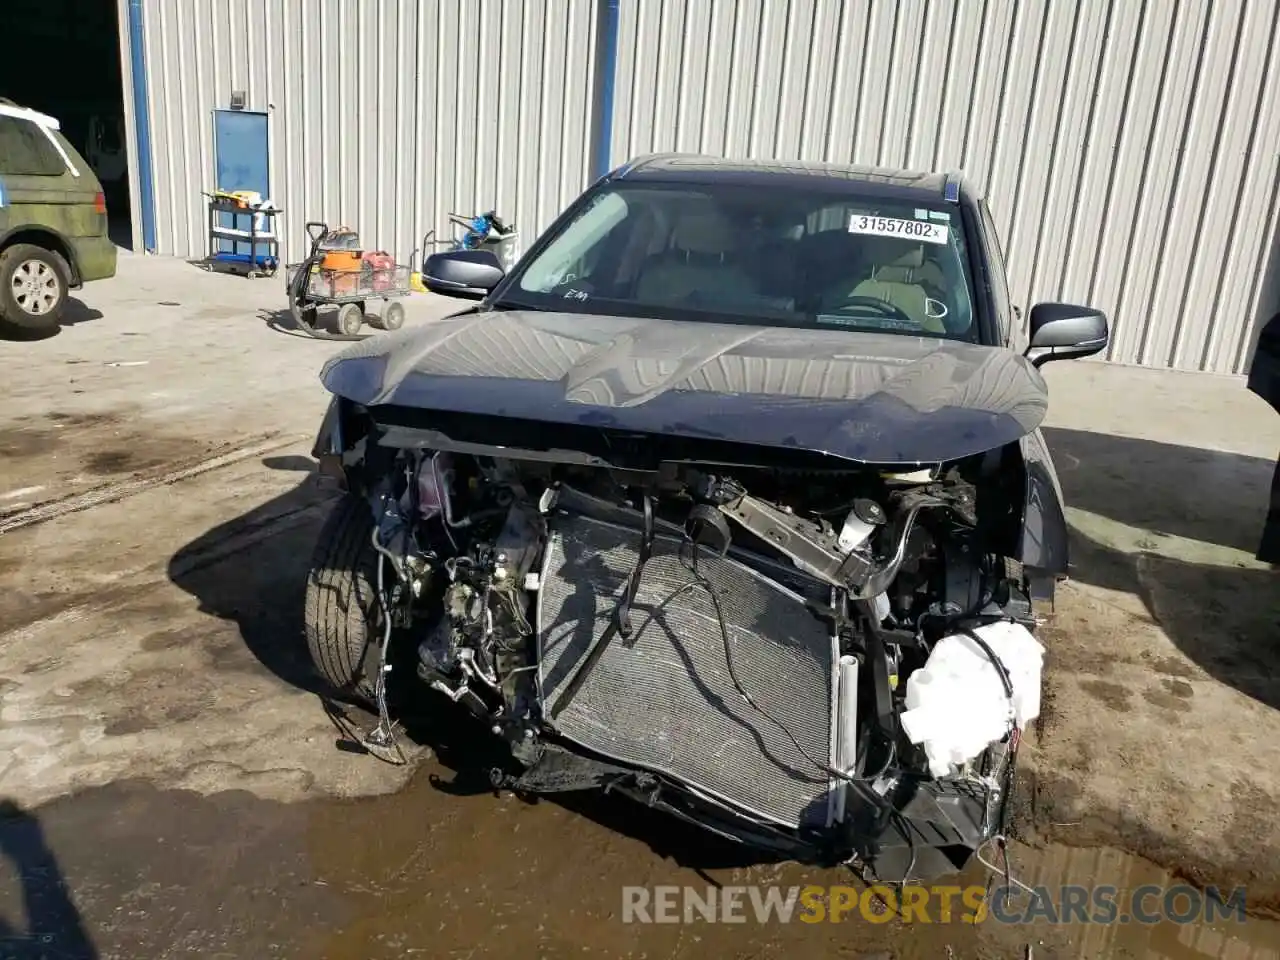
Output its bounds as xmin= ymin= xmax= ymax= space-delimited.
xmin=1 ymin=252 xmax=460 ymax=509
xmin=1041 ymin=357 xmax=1280 ymax=458
xmin=1 ymin=256 xmax=463 ymax=806
xmin=1027 ymin=359 xmax=1280 ymax=905
xmin=0 ymin=445 xmax=423 ymax=807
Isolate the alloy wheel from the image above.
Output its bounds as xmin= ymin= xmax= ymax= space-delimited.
xmin=11 ymin=259 xmax=61 ymax=316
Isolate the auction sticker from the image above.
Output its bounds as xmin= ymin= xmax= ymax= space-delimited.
xmin=849 ymin=214 xmax=948 ymax=244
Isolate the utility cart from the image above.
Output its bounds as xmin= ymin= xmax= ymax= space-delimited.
xmin=203 ymin=191 xmax=281 ymax=277
xmin=285 ymin=222 xmax=412 ymax=337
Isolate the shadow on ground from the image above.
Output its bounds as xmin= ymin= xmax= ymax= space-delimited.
xmin=1064 ymin=531 xmax=1280 ymax=709
xmin=0 ymin=300 xmax=104 ymax=342
xmin=1042 ymin=426 xmax=1276 ymax=554
xmin=165 ymin=462 xmax=794 ymax=875
xmin=184 ymin=257 xmax=281 ymax=281
xmin=166 ymin=458 xmax=337 ymax=698
xmin=0 ymin=800 xmax=97 ymax=960
xmin=0 ymin=782 xmax=352 ymax=960
xmin=1042 ymin=426 xmax=1280 ymax=709
xmin=257 ymin=307 xmax=370 ymax=342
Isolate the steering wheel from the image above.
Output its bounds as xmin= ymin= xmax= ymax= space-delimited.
xmin=829 ymin=295 xmax=918 ymax=329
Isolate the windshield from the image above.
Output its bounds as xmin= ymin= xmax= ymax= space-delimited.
xmin=505 ymin=181 xmax=979 ymax=341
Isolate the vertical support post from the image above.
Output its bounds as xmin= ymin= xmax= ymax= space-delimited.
xmin=591 ymin=0 xmax=621 ymax=180
xmin=126 ymin=0 xmax=157 ymax=253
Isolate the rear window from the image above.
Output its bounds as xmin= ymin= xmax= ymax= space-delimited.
xmin=0 ymin=116 xmax=67 ymax=176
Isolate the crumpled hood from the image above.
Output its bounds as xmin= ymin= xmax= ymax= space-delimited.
xmin=320 ymin=310 xmax=1050 ymax=465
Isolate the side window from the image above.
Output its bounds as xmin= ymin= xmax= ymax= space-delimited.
xmin=0 ymin=117 xmax=66 ymax=177
xmin=978 ymin=200 xmax=1015 ymax=344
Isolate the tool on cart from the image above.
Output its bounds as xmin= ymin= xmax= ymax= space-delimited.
xmin=285 ymin=222 xmax=412 ymax=338
xmin=419 ymin=209 xmax=519 ymax=275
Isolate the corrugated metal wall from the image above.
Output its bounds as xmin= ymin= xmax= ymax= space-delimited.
xmin=139 ymin=0 xmax=598 ymax=265
xmin=132 ymin=0 xmax=1280 ymax=374
xmin=609 ymin=0 xmax=1280 ymax=374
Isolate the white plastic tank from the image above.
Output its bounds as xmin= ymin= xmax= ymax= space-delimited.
xmin=898 ymin=620 xmax=1044 ymax=778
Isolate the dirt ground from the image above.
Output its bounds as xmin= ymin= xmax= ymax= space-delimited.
xmin=0 ymin=255 xmax=1277 ymax=959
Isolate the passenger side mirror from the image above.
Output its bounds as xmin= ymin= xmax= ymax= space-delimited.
xmin=1024 ymin=302 xmax=1109 ymax=367
xmin=423 ymin=249 xmax=505 ymax=300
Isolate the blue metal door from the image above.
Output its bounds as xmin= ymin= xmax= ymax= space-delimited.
xmin=214 ymin=109 xmax=269 ymax=195
xmin=212 ymin=110 xmax=270 ymax=259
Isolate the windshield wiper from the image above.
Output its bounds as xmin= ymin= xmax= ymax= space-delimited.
xmin=487 ymin=296 xmax=547 ymax=312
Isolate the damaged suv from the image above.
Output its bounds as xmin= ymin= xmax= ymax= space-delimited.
xmin=305 ymin=155 xmax=1108 ymax=882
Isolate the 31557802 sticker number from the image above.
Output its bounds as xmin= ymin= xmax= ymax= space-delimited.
xmin=848 ymin=214 xmax=948 ymax=245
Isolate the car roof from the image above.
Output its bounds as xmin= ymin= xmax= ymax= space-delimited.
xmin=0 ymin=99 xmax=61 ymax=130
xmin=612 ymin=153 xmax=972 ymax=205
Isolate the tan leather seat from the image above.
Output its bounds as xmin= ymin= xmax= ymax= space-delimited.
xmin=634 ymin=207 xmax=756 ymax=306
xmin=828 ymin=238 xmax=947 ymax=334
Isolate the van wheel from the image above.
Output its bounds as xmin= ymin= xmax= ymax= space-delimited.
xmin=304 ymin=494 xmax=383 ymax=704
xmin=0 ymin=244 xmax=67 ymax=330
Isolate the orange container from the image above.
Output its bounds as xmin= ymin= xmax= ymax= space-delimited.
xmin=321 ymin=250 xmax=362 ymax=271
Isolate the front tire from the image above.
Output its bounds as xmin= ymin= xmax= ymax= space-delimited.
xmin=0 ymin=244 xmax=68 ymax=330
xmin=304 ymin=494 xmax=383 ymax=704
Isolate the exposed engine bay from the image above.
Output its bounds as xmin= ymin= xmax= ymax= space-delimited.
xmin=340 ymin=433 xmax=1045 ymax=882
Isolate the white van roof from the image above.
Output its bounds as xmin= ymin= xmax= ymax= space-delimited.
xmin=0 ymin=100 xmax=78 ymax=175
xmin=0 ymin=100 xmax=61 ymax=130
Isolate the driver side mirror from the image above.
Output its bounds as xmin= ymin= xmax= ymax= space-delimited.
xmin=1024 ymin=302 xmax=1109 ymax=367
xmin=423 ymin=249 xmax=505 ymax=300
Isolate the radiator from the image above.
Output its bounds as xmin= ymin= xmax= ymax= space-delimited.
xmin=536 ymin=512 xmax=837 ymax=829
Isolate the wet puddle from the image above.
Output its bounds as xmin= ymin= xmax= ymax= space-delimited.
xmin=1002 ymin=843 xmax=1280 ymax=959
xmin=299 ymin=766 xmax=1280 ymax=959
xmin=2 ymin=765 xmax=1277 ymax=959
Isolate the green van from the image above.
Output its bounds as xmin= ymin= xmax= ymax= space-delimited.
xmin=0 ymin=99 xmax=117 ymax=332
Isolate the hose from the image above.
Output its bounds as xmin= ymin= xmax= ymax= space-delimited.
xmin=847 ymin=495 xmax=948 ymax=600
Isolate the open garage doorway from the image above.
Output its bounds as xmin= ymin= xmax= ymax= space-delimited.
xmin=6 ymin=0 xmax=134 ymax=249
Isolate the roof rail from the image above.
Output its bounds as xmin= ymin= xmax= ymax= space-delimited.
xmin=612 ymin=152 xmax=714 ymax=180
xmin=610 ymin=155 xmax=650 ymax=179
xmin=610 ymin=153 xmax=677 ymax=180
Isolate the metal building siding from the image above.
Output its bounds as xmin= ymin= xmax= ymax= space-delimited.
xmin=116 ymin=0 xmax=145 ymax=253
xmin=140 ymin=0 xmax=597 ymax=264
xmin=609 ymin=0 xmax=1280 ymax=374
